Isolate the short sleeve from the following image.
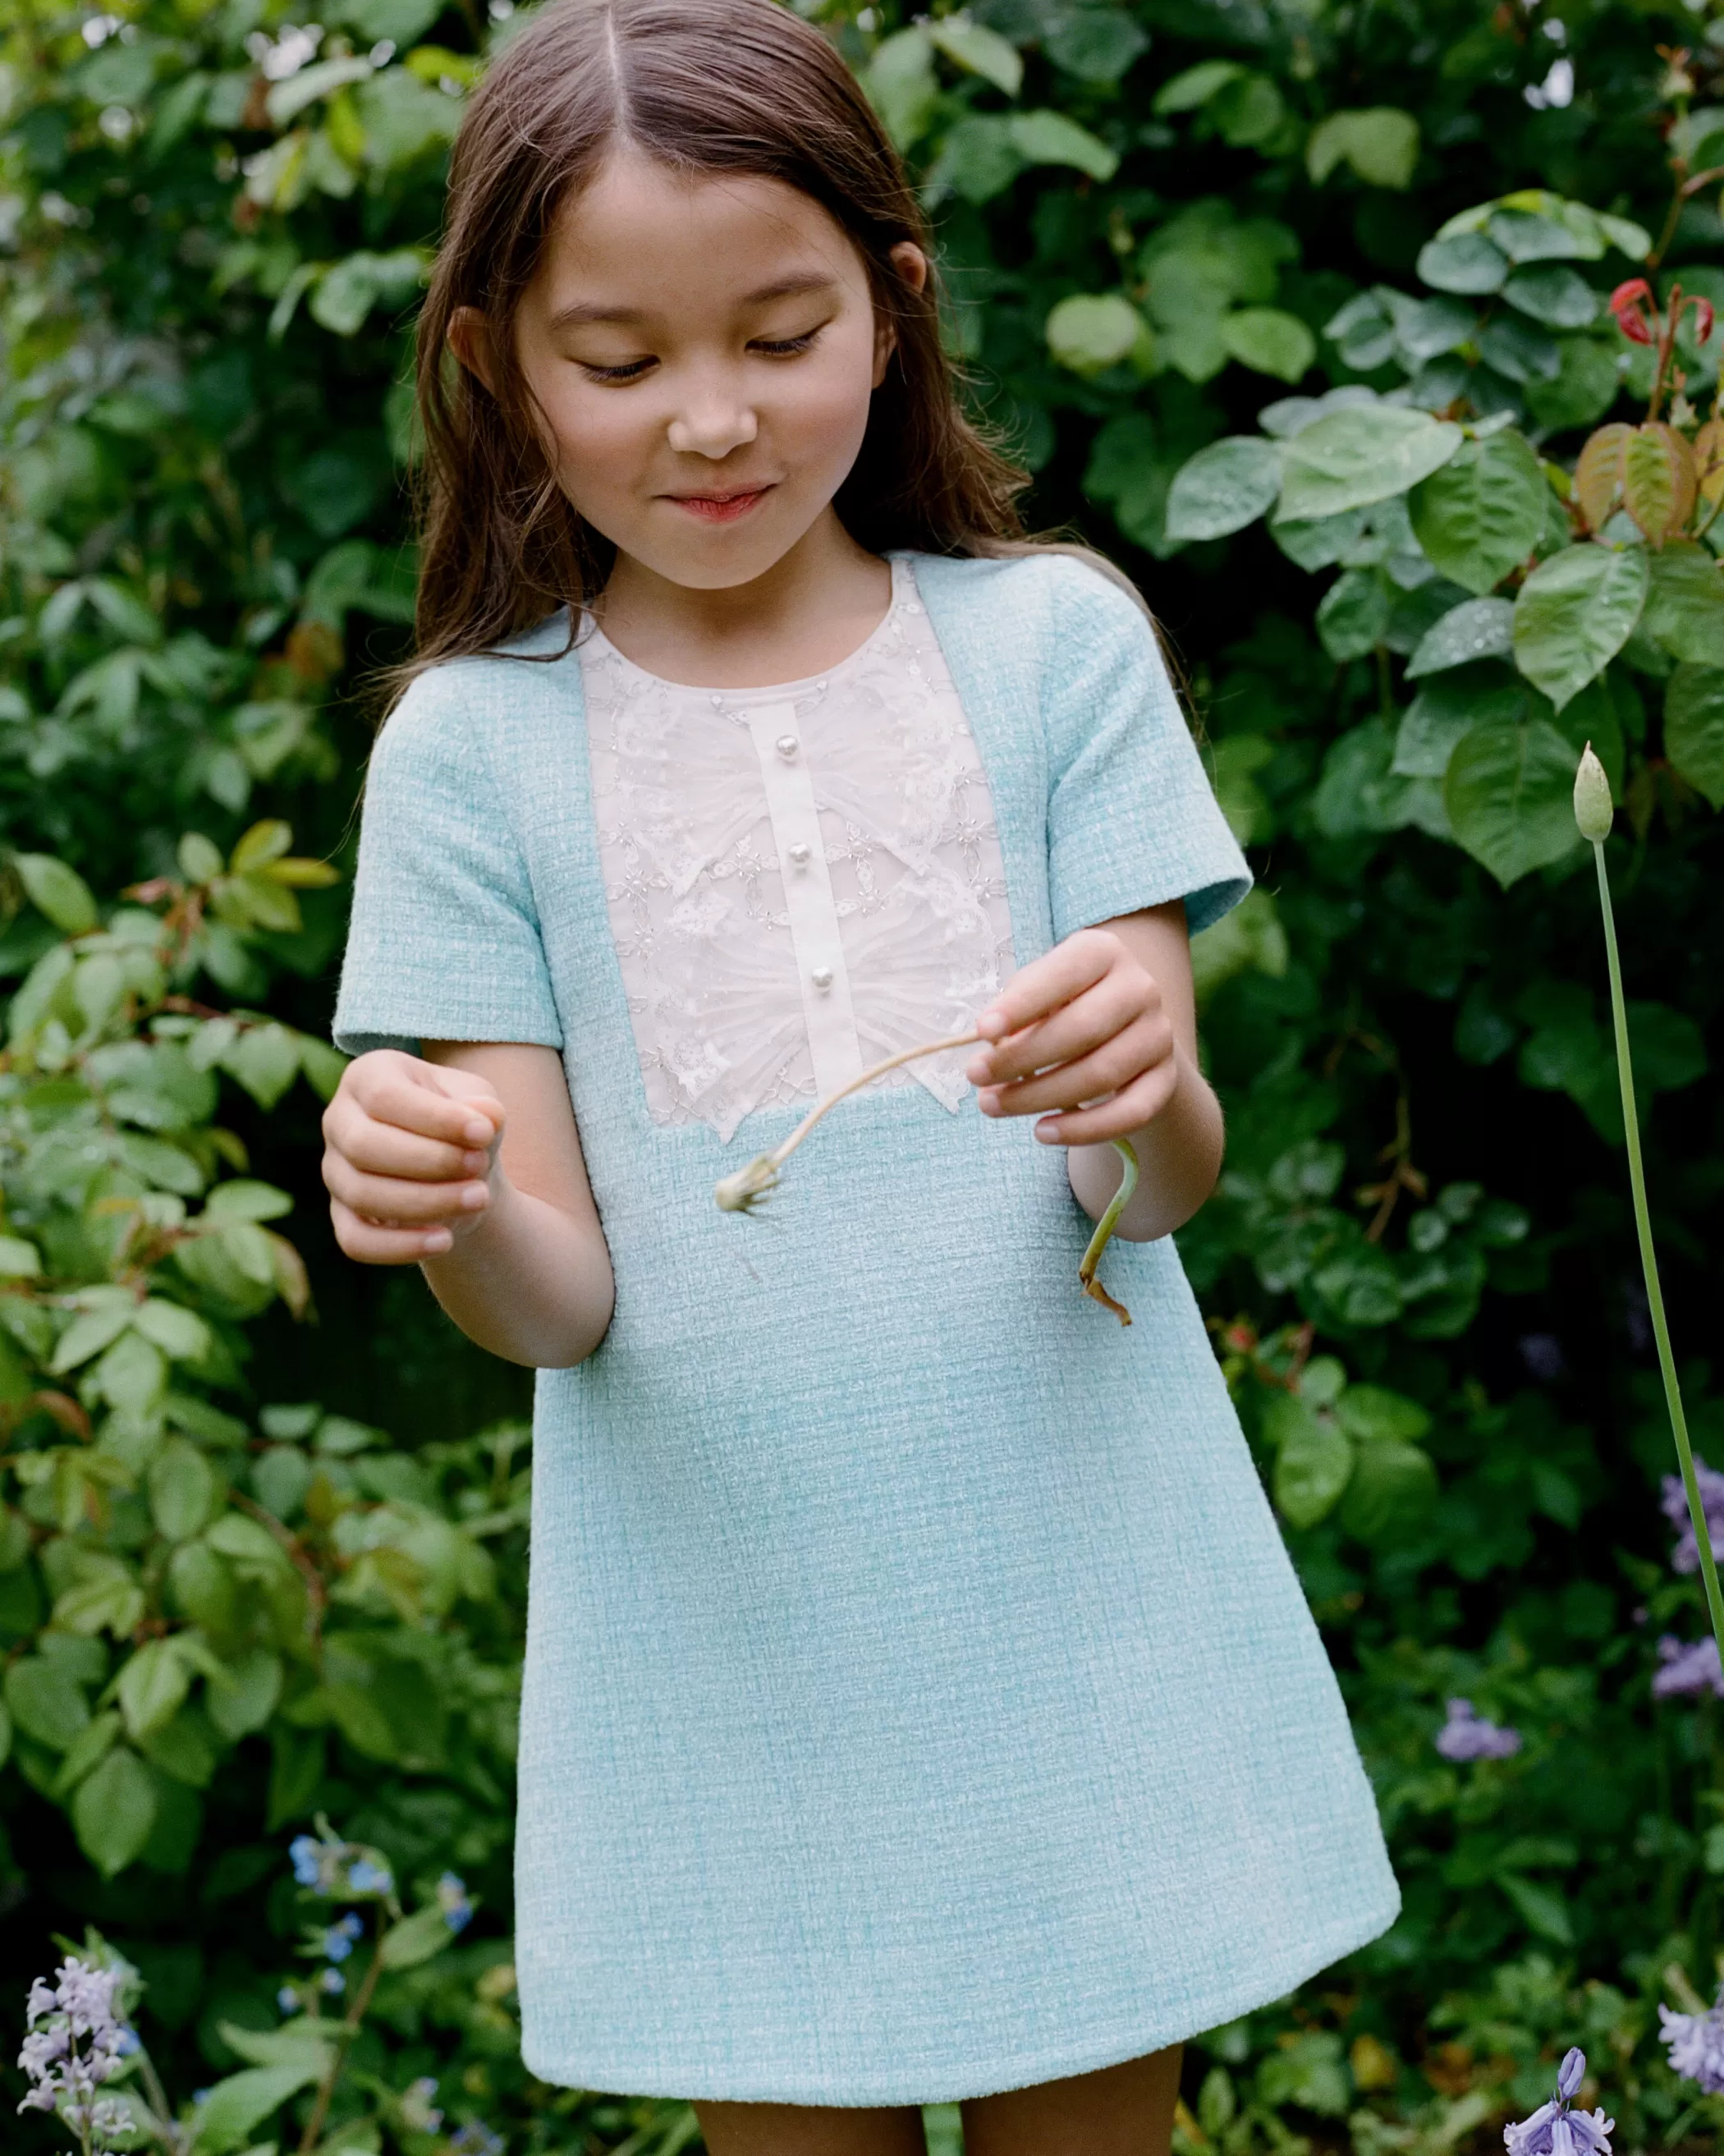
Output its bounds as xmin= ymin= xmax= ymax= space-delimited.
xmin=331 ymin=665 xmax=563 ymax=1057
xmin=1039 ymin=557 xmax=1251 ymax=943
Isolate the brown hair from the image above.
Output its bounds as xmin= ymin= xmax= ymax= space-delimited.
xmin=407 ymin=0 xmax=1034 ymax=672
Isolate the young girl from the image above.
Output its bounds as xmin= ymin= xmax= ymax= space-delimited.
xmin=323 ymin=1 xmax=1400 ymax=2148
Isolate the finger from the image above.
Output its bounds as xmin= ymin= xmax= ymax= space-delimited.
xmin=968 ymin=972 xmax=1155 ymax=1087
xmin=422 ymin=1062 xmax=509 ymax=1122
xmin=1033 ymin=1061 xmax=1177 ymax=1145
xmin=322 ymin=1152 xmax=491 ymax=1226
xmin=974 ymin=931 xmax=1116 ymax=1043
xmin=346 ymin=1065 xmax=502 ymax=1149
xmin=329 ymin=1197 xmax=455 ymax=1264
xmin=323 ymin=1097 xmax=491 ymax=1182
xmin=979 ymin=1016 xmax=1172 ymax=1119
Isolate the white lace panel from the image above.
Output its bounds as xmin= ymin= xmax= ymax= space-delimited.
xmin=582 ymin=557 xmax=1017 ymax=1144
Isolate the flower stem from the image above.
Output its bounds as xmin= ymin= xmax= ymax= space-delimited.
xmin=1078 ymin=1138 xmax=1139 ymax=1326
xmin=770 ymin=1032 xmax=983 ymax=1173
xmin=1592 ymin=838 xmax=1724 ymax=1653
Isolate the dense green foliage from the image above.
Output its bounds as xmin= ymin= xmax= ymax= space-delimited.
xmin=1 ymin=0 xmax=1722 ymax=2148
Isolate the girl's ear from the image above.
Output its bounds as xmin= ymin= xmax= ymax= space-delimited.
xmin=873 ymin=242 xmax=929 ymax=388
xmin=447 ymin=305 xmax=500 ymax=395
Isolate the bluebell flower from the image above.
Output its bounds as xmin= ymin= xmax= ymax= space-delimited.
xmin=1653 ymin=1636 xmax=1724 ymax=1700
xmin=437 ymin=1871 xmax=475 ymax=1933
xmin=1436 ymin=1698 xmax=1523 ymax=1762
xmin=1661 ymin=1989 xmax=1724 ymax=2092
xmin=1504 ymin=2048 xmax=1612 ymax=2156
xmin=449 ymin=2124 xmax=505 ymax=2156
xmin=347 ymin=1858 xmax=392 ymax=1895
xmin=1662 ymin=1464 xmax=1724 ymax=1576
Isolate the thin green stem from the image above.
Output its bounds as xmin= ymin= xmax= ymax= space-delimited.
xmin=1077 ymin=1138 xmax=1139 ymax=1325
xmin=1593 ymin=839 xmax=1724 ymax=1652
xmin=769 ymin=1031 xmax=983 ymax=1174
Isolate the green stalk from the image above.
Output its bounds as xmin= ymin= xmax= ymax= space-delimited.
xmin=1077 ymin=1137 xmax=1139 ymax=1326
xmin=1591 ymin=838 xmax=1724 ymax=1654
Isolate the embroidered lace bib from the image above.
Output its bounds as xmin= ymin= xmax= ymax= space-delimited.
xmin=581 ymin=555 xmax=1016 ymax=1143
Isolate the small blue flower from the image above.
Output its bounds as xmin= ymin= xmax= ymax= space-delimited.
xmin=277 ymin=1987 xmax=301 ymax=2016
xmin=346 ymin=1858 xmax=392 ymax=1895
xmin=1662 ymin=1989 xmax=1724 ymax=2091
xmin=321 ymin=1912 xmax=365 ymax=1962
xmin=115 ymin=2027 xmax=140 ymax=2057
xmin=321 ymin=1967 xmax=345 ymax=1994
xmin=449 ymin=2125 xmax=505 ymax=2156
xmin=1504 ymin=2048 xmax=1612 ymax=2156
xmin=290 ymin=1836 xmax=322 ymax=1887
xmin=437 ymin=1871 xmax=475 ymax=1934
xmin=1436 ymin=1698 xmax=1523 ymax=1762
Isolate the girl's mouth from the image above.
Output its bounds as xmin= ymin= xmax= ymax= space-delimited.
xmin=665 ymin=485 xmax=774 ymax=523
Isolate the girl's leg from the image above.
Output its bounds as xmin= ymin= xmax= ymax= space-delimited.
xmin=691 ymin=2099 xmax=929 ymax=2156
xmin=959 ymin=2042 xmax=1183 ymax=2156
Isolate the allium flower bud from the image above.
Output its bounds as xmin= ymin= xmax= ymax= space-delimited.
xmin=1573 ymin=745 xmax=1614 ymax=843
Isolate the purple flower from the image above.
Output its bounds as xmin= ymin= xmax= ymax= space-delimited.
xmin=1436 ymin=1698 xmax=1524 ymax=1762
xmin=1661 ymin=1464 xmax=1724 ymax=1575
xmin=15 ymin=1958 xmax=136 ymax=2142
xmin=1662 ymin=1993 xmax=1724 ymax=2091
xmin=450 ymin=2125 xmax=506 ymax=2156
xmin=437 ymin=1872 xmax=475 ymax=1934
xmin=1653 ymin=1635 xmax=1724 ymax=1700
xmin=1504 ymin=2048 xmax=1612 ymax=2156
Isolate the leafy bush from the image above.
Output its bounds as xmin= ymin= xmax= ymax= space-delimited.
xmin=2 ymin=0 xmax=1723 ymax=2150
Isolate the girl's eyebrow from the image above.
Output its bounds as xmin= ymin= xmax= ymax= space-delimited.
xmin=546 ymin=273 xmax=841 ymax=333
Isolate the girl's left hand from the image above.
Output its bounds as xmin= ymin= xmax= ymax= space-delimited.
xmin=965 ymin=926 xmax=1178 ymax=1145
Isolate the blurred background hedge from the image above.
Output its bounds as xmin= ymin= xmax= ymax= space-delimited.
xmin=1 ymin=0 xmax=1722 ymax=2149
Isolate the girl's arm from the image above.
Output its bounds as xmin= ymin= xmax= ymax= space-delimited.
xmin=322 ymin=1042 xmax=614 ymax=1367
xmin=965 ymin=898 xmax=1223 ymax=1244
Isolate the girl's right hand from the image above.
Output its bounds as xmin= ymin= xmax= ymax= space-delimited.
xmin=322 ymin=1048 xmax=507 ymax=1264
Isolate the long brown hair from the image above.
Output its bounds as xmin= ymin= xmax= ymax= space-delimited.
xmin=409 ymin=0 xmax=1033 ymax=671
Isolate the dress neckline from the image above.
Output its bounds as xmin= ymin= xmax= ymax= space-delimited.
xmin=579 ymin=555 xmax=910 ymax=703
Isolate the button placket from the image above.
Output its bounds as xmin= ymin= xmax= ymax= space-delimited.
xmin=743 ymin=700 xmax=865 ymax=1097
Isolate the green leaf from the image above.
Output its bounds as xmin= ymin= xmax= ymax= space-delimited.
xmin=1445 ymin=719 xmax=1584 ymax=885
xmin=15 ymin=852 xmax=99 ymax=935
xmin=1153 ymin=59 xmax=1245 ymax=112
xmin=1273 ymin=1405 xmax=1355 ymax=1529
xmin=1405 ymin=599 xmax=1517 ymax=677
xmin=0 ymin=1235 xmax=42 ymax=1278
xmin=1500 ymin=1873 xmax=1573 ymax=1945
xmin=1044 ymin=293 xmax=1144 ymax=376
xmin=1221 ymin=308 xmax=1315 ymax=383
xmin=379 ymin=1902 xmax=459 ymax=1968
xmin=1277 ymin=406 xmax=1464 ymax=521
xmin=1665 ymin=663 xmax=1724 ymax=805
xmin=1502 ymin=264 xmax=1599 ymax=328
xmin=1336 ymin=1384 xmax=1433 ymax=1443
xmin=71 ymin=1743 xmax=158 ymax=1878
xmin=1006 ymin=108 xmax=1118 ymax=181
xmin=119 ymin=1637 xmax=192 ymax=1740
xmin=222 ymin=1024 xmax=303 ymax=1109
xmin=1511 ymin=543 xmax=1649 ymax=710
xmin=1643 ymin=542 xmax=1724 ymax=666
xmin=1165 ymin=438 xmax=1282 ymax=541
xmin=1306 ymin=108 xmax=1419 ymax=190
xmin=5 ymin=1654 xmax=92 ymax=1750
xmin=133 ymin=1297 xmax=213 ymax=1362
xmin=207 ymin=1648 xmax=285 ymax=1741
xmin=306 ymin=248 xmax=428 ymax=338
xmin=205 ymin=1178 xmax=295 ymax=1223
xmin=264 ymin=54 xmax=374 ymax=128
xmin=54 ymin=1553 xmax=148 ymax=1639
xmin=1416 ymin=232 xmax=1509 ymax=296
xmin=1046 ymin=7 xmax=1149 ymax=84
xmin=1525 ymin=337 xmax=1622 ymax=433
xmin=1408 ymin=431 xmax=1547 ymax=595
xmin=926 ymin=17 xmax=1023 ymax=95
xmin=1394 ymin=673 xmax=1525 ymax=777
xmin=1317 ymin=569 xmax=1389 ymax=661
xmin=190 ymin=2061 xmax=325 ymax=2155
xmin=149 ymin=1437 xmax=219 ymax=1542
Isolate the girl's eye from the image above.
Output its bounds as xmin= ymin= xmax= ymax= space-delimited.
xmin=579 ymin=357 xmax=657 ymax=383
xmin=751 ymin=328 xmax=823 ymax=357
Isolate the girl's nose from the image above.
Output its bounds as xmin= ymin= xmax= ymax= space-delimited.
xmin=666 ymin=391 xmax=759 ymax=460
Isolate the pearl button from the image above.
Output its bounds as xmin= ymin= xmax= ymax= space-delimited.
xmin=775 ymin=734 xmax=799 ymax=759
xmin=787 ymin=842 xmax=811 ymax=865
xmin=810 ymin=966 xmax=834 ymax=990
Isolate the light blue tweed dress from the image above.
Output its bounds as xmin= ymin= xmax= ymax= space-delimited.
xmin=332 ymin=549 xmax=1401 ymax=2108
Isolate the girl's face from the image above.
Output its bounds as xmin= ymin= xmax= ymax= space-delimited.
xmin=462 ymin=153 xmax=926 ymax=592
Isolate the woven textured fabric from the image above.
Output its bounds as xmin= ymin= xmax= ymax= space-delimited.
xmin=332 ymin=550 xmax=1400 ymax=2108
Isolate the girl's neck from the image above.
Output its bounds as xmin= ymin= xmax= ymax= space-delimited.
xmin=591 ymin=508 xmax=893 ymax=690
